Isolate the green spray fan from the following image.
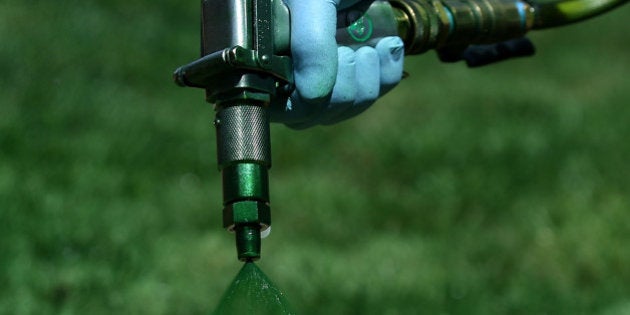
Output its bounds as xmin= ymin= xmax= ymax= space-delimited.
xmin=213 ymin=263 xmax=295 ymax=315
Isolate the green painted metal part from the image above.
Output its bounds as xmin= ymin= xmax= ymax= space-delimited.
xmin=222 ymin=163 xmax=269 ymax=204
xmin=530 ymin=0 xmax=629 ymax=29
xmin=223 ymin=201 xmax=271 ymax=230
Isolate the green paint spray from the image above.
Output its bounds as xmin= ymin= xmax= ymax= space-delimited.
xmin=213 ymin=262 xmax=295 ymax=315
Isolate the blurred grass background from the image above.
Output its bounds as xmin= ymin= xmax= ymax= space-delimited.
xmin=1 ymin=0 xmax=630 ymax=314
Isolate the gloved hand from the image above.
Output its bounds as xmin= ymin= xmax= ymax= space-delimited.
xmin=271 ymin=0 xmax=405 ymax=129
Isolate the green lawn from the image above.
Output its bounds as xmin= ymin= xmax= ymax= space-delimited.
xmin=1 ymin=1 xmax=629 ymax=314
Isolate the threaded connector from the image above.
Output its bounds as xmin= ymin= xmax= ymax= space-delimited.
xmin=223 ymin=200 xmax=271 ymax=233
xmin=390 ymin=0 xmax=534 ymax=54
xmin=215 ymin=102 xmax=272 ymax=261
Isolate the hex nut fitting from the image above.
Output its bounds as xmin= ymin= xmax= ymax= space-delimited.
xmin=223 ymin=200 xmax=271 ymax=232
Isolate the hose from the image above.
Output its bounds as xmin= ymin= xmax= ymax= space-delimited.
xmin=528 ymin=0 xmax=629 ymax=29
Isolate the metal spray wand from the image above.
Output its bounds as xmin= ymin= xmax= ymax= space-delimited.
xmin=173 ymin=0 xmax=627 ymax=262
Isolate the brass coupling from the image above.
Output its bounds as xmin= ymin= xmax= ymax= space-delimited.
xmin=390 ymin=0 xmax=535 ymax=54
xmin=390 ymin=0 xmax=451 ymax=54
xmin=444 ymin=0 xmax=534 ymax=45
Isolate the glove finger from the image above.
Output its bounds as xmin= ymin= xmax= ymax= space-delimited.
xmin=318 ymin=46 xmax=357 ymax=125
xmin=353 ymin=46 xmax=380 ymax=105
xmin=329 ymin=46 xmax=380 ymax=123
xmin=269 ymin=95 xmax=326 ymax=127
xmin=284 ymin=0 xmax=339 ymax=103
xmin=376 ymin=36 xmax=404 ymax=96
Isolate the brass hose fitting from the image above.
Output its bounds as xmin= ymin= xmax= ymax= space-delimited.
xmin=390 ymin=0 xmax=534 ymax=54
xmin=442 ymin=0 xmax=533 ymax=44
xmin=390 ymin=0 xmax=452 ymax=54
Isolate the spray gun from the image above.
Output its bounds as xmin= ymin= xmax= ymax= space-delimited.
xmin=174 ymin=0 xmax=627 ymax=262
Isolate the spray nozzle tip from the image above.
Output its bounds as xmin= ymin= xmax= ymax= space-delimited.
xmin=235 ymin=225 xmax=261 ymax=261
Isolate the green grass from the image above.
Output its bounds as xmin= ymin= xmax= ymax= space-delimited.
xmin=1 ymin=1 xmax=630 ymax=314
